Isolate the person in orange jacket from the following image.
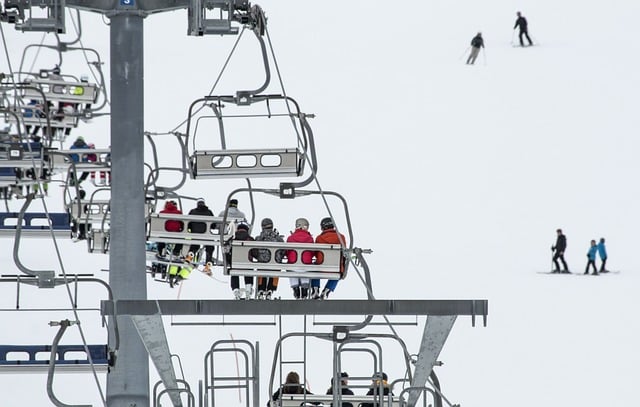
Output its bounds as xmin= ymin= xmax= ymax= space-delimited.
xmin=310 ymin=217 xmax=347 ymax=299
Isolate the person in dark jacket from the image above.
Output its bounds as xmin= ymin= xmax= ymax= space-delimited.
xmin=269 ymin=371 xmax=312 ymax=407
xmin=551 ymin=228 xmax=569 ymax=273
xmin=326 ymin=372 xmax=354 ymax=407
xmin=597 ymin=238 xmax=608 ymax=273
xmin=69 ymin=136 xmax=90 ymax=186
xmin=513 ymin=11 xmax=533 ymax=47
xmin=466 ymin=32 xmax=484 ymax=65
xmin=187 ymin=198 xmax=215 ymax=263
xmin=253 ymin=217 xmax=285 ymax=300
xmin=361 ymin=372 xmax=393 ymax=407
xmin=585 ymin=240 xmax=598 ymax=275
xmin=228 ymin=223 xmax=255 ymax=299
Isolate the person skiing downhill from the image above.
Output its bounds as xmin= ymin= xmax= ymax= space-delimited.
xmin=585 ymin=240 xmax=598 ymax=275
xmin=466 ymin=32 xmax=484 ymax=65
xmin=551 ymin=228 xmax=569 ymax=273
xmin=514 ymin=11 xmax=533 ymax=47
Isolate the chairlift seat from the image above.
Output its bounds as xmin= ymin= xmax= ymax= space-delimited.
xmin=148 ymin=213 xmax=241 ymax=245
xmin=227 ymin=241 xmax=344 ymax=279
xmin=0 ymin=344 xmax=109 ymax=373
xmin=66 ymin=199 xmax=111 ymax=222
xmin=50 ymin=148 xmax=111 ymax=171
xmin=276 ymin=394 xmax=400 ymax=407
xmin=0 ymin=212 xmax=71 ymax=237
xmin=22 ymin=78 xmax=98 ymax=104
xmin=191 ymin=148 xmax=304 ymax=179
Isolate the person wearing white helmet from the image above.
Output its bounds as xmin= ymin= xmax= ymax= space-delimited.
xmin=286 ymin=217 xmax=314 ymax=299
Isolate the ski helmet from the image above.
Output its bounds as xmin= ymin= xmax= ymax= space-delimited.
xmin=320 ymin=217 xmax=334 ymax=230
xmin=295 ymin=218 xmax=309 ymax=229
xmin=261 ymin=218 xmax=274 ymax=229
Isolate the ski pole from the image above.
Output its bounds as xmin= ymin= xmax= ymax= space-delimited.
xmin=458 ymin=46 xmax=470 ymax=60
xmin=482 ymin=48 xmax=487 ymax=66
xmin=510 ymin=29 xmax=515 ymax=46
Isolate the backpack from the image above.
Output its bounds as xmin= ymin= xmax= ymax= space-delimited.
xmin=254 ymin=229 xmax=285 ymax=263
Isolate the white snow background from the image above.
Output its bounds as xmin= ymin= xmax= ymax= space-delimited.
xmin=1 ymin=0 xmax=639 ymax=405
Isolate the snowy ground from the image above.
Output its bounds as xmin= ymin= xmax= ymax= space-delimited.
xmin=1 ymin=0 xmax=639 ymax=405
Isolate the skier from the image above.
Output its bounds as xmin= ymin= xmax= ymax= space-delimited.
xmin=253 ymin=217 xmax=285 ymax=299
xmin=585 ymin=240 xmax=598 ymax=275
xmin=551 ymin=228 xmax=569 ymax=273
xmin=513 ymin=11 xmax=533 ymax=47
xmin=466 ymin=32 xmax=484 ymax=65
xmin=597 ymin=238 xmax=608 ymax=273
xmin=227 ymin=222 xmax=255 ymax=299
xmin=310 ymin=217 xmax=348 ymax=300
xmin=286 ymin=218 xmax=314 ymax=299
xmin=187 ymin=198 xmax=215 ymax=264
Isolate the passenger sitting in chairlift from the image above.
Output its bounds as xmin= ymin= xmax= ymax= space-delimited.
xmin=361 ymin=372 xmax=393 ymax=407
xmin=253 ymin=217 xmax=285 ymax=300
xmin=228 ymin=222 xmax=256 ymax=300
xmin=310 ymin=217 xmax=348 ymax=300
xmin=286 ymin=217 xmax=314 ymax=299
xmin=156 ymin=200 xmax=184 ymax=258
xmin=270 ymin=371 xmax=313 ymax=407
xmin=218 ymin=198 xmax=247 ymax=221
xmin=69 ymin=136 xmax=90 ymax=186
xmin=326 ymin=372 xmax=354 ymax=407
xmin=187 ymin=198 xmax=215 ymax=264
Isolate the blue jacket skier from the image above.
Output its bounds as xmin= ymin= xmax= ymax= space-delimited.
xmin=597 ymin=238 xmax=608 ymax=273
xmin=585 ymin=240 xmax=598 ymax=275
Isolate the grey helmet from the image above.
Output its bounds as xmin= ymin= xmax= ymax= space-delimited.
xmin=295 ymin=218 xmax=309 ymax=229
xmin=261 ymin=218 xmax=274 ymax=229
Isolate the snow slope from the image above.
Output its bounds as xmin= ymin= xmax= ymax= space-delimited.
xmin=1 ymin=0 xmax=639 ymax=405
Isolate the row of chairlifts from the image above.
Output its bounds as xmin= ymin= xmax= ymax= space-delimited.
xmin=0 ymin=0 xmax=486 ymax=407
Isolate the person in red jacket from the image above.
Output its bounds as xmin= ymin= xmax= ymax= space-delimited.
xmin=286 ymin=217 xmax=314 ymax=299
xmin=156 ymin=200 xmax=184 ymax=258
xmin=311 ymin=217 xmax=348 ymax=299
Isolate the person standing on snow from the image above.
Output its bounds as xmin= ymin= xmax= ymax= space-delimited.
xmin=466 ymin=32 xmax=484 ymax=65
xmin=585 ymin=240 xmax=598 ymax=275
xmin=514 ymin=11 xmax=533 ymax=47
xmin=551 ymin=228 xmax=570 ymax=273
xmin=597 ymin=238 xmax=608 ymax=273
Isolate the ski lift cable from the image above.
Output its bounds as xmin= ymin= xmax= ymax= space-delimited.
xmin=25 ymin=33 xmax=47 ymax=80
xmin=17 ymin=148 xmax=109 ymax=406
xmin=67 ymin=8 xmax=111 ymax=108
xmin=265 ymin=28 xmax=402 ymax=338
xmin=166 ymin=26 xmax=248 ymax=134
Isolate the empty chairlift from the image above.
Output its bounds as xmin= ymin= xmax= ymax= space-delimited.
xmin=186 ymin=95 xmax=314 ymax=180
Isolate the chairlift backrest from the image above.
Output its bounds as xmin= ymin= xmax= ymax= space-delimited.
xmin=22 ymin=78 xmax=98 ymax=104
xmin=148 ymin=213 xmax=242 ymax=246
